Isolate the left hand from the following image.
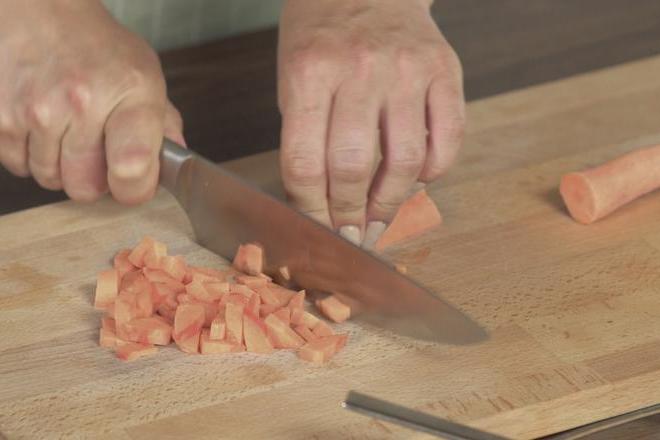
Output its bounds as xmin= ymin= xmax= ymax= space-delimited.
xmin=277 ymin=0 xmax=465 ymax=247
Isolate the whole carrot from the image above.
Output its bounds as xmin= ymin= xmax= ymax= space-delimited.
xmin=560 ymin=144 xmax=660 ymax=224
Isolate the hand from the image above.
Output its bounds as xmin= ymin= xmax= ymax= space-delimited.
xmin=278 ymin=0 xmax=465 ymax=246
xmin=0 ymin=0 xmax=185 ymax=204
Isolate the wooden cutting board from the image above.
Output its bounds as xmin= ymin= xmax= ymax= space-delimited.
xmin=4 ymin=56 xmax=660 ymax=440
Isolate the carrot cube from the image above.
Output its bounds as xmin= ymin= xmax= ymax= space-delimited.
xmin=264 ymin=314 xmax=304 ymax=349
xmin=94 ymin=269 xmax=119 ymax=310
xmin=243 ymin=312 xmax=274 ymax=354
xmin=119 ymin=317 xmax=172 ymax=345
xmin=312 ymin=320 xmax=335 ymax=337
xmin=143 ymin=268 xmax=184 ymax=292
xmin=200 ymin=330 xmax=245 ymax=354
xmin=291 ymin=309 xmax=320 ymax=329
xmin=259 ymin=303 xmax=280 ymax=318
xmin=232 ymin=243 xmax=264 ymax=275
xmin=114 ymin=249 xmax=137 ymax=279
xmin=235 ymin=275 xmax=268 ymax=289
xmin=272 ymin=307 xmax=291 ymax=327
xmin=297 ymin=338 xmax=338 ymax=364
xmin=225 ymin=302 xmax=245 ymax=345
xmin=209 ymin=316 xmax=226 ymax=340
xmin=317 ymin=295 xmax=351 ymax=323
xmin=159 ymin=255 xmax=187 ymax=282
xmin=173 ymin=303 xmax=205 ymax=342
xmin=177 ymin=331 xmax=201 ymax=354
xmin=287 ymin=290 xmax=305 ymax=311
xmin=294 ymin=325 xmax=318 ymax=343
xmin=115 ymin=342 xmax=158 ymax=362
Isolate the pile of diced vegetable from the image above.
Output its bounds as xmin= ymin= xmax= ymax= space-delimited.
xmin=96 ymin=238 xmax=351 ymax=363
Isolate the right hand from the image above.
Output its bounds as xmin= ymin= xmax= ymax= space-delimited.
xmin=0 ymin=0 xmax=185 ymax=204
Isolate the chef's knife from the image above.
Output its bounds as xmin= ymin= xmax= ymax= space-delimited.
xmin=159 ymin=139 xmax=486 ymax=344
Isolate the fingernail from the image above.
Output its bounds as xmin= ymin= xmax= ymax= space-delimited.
xmin=339 ymin=225 xmax=361 ymax=245
xmin=362 ymin=221 xmax=387 ymax=249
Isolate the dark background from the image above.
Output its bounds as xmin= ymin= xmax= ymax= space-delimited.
xmin=3 ymin=0 xmax=660 ymax=215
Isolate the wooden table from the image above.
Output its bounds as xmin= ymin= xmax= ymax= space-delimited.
xmin=3 ymin=54 xmax=660 ymax=439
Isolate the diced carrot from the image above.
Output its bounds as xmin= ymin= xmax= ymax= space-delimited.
xmin=224 ymin=293 xmax=249 ymax=307
xmin=235 ymin=275 xmax=268 ymax=289
xmin=243 ymin=312 xmax=274 ymax=354
xmin=185 ymin=279 xmax=215 ymax=302
xmin=143 ymin=240 xmax=168 ymax=270
xmin=209 ymin=316 xmax=226 ymax=340
xmin=118 ymin=317 xmax=172 ymax=345
xmin=229 ymin=284 xmax=255 ymax=298
xmin=559 ymin=144 xmax=660 ymax=224
xmin=114 ymin=291 xmax=137 ymax=325
xmin=115 ymin=342 xmax=158 ymax=362
xmin=105 ymin=302 xmax=115 ymax=319
xmin=177 ymin=332 xmax=201 ymax=354
xmin=134 ymin=289 xmax=154 ymax=318
xmin=173 ymin=303 xmax=205 ymax=342
xmin=143 ymin=268 xmax=184 ymax=292
xmin=159 ymin=255 xmax=187 ymax=282
xmin=113 ymin=249 xmax=137 ymax=279
xmin=291 ymin=309 xmax=320 ymax=329
xmin=287 ymin=290 xmax=305 ymax=311
xmin=233 ymin=243 xmax=264 ymax=275
xmin=317 ymin=295 xmax=351 ymax=323
xmin=188 ymin=266 xmax=228 ymax=282
xmin=272 ymin=308 xmax=291 ymax=327
xmin=128 ymin=237 xmax=160 ymax=268
xmin=297 ymin=338 xmax=338 ymax=364
xmin=94 ymin=269 xmax=119 ymax=310
xmin=151 ymin=282 xmax=178 ymax=307
xmin=394 ymin=263 xmax=408 ymax=274
xmin=375 ymin=189 xmax=442 ymax=250
xmin=247 ymin=292 xmax=261 ymax=317
xmin=267 ymin=283 xmax=296 ymax=306
xmin=120 ymin=272 xmax=153 ymax=297
xmin=102 ymin=316 xmax=116 ymax=332
xmin=177 ymin=293 xmax=193 ymax=304
xmin=264 ymin=314 xmax=304 ymax=349
xmin=259 ymin=303 xmax=280 ymax=318
xmin=312 ymin=320 xmax=335 ymax=337
xmin=256 ymin=285 xmax=280 ymax=306
xmin=225 ymin=303 xmax=244 ymax=345
xmin=278 ymin=266 xmax=291 ymax=281
xmin=200 ymin=330 xmax=245 ymax=354
xmin=99 ymin=328 xmax=123 ymax=348
xmin=206 ymin=282 xmax=230 ymax=300
xmin=156 ymin=304 xmax=176 ymax=323
xmin=294 ymin=325 xmax=319 ymax=343
xmin=198 ymin=301 xmax=219 ymax=327
xmin=324 ymin=333 xmax=349 ymax=351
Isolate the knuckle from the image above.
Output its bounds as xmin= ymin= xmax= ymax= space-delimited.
xmin=388 ymin=145 xmax=426 ymax=175
xmin=28 ymin=157 xmax=60 ymax=181
xmin=282 ymin=151 xmax=325 ymax=187
xmin=328 ymin=146 xmax=372 ymax=182
xmin=25 ymin=99 xmax=52 ymax=129
xmin=66 ymin=81 xmax=92 ymax=114
xmin=285 ymin=47 xmax=336 ymax=82
xmin=370 ymin=197 xmax=403 ymax=217
xmin=330 ymin=193 xmax=367 ymax=214
xmin=1 ymin=147 xmax=29 ymax=177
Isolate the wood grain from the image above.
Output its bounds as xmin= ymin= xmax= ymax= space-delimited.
xmin=3 ymin=55 xmax=660 ymax=439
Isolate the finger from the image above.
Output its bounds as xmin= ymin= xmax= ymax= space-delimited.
xmin=0 ymin=107 xmax=29 ymax=177
xmin=363 ymin=89 xmax=427 ymax=248
xmin=279 ymin=87 xmax=333 ymax=226
xmin=104 ymin=96 xmax=164 ymax=205
xmin=327 ymin=80 xmax=380 ymax=244
xmin=419 ymin=75 xmax=466 ymax=183
xmin=25 ymin=92 xmax=71 ymax=190
xmin=163 ymin=99 xmax=186 ymax=147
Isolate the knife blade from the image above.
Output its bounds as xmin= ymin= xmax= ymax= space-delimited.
xmin=160 ymin=139 xmax=486 ymax=344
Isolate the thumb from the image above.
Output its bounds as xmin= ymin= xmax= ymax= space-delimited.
xmin=104 ymin=96 xmax=164 ymax=205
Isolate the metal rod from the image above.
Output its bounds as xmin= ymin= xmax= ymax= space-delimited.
xmin=342 ymin=391 xmax=510 ymax=440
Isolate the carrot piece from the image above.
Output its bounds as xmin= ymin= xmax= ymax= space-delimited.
xmin=243 ymin=312 xmax=274 ymax=354
xmin=120 ymin=272 xmax=153 ymax=297
xmin=278 ymin=266 xmax=291 ymax=281
xmin=312 ymin=320 xmax=335 ymax=337
xmin=134 ymin=289 xmax=154 ymax=318
xmin=267 ymin=283 xmax=296 ymax=305
xmin=115 ymin=342 xmax=158 ymax=362
xmin=229 ymin=283 xmax=256 ymax=297
xmin=297 ymin=338 xmax=339 ymax=364
xmin=185 ymin=279 xmax=215 ymax=302
xmin=200 ymin=330 xmax=245 ymax=354
xmin=94 ymin=269 xmax=119 ymax=310
xmin=143 ymin=241 xmax=168 ymax=270
xmin=235 ymin=275 xmax=268 ymax=289
xmin=256 ymin=285 xmax=281 ymax=306
xmin=225 ymin=302 xmax=245 ymax=345
xmin=317 ymin=295 xmax=351 ymax=323
xmin=118 ymin=317 xmax=172 ymax=345
xmin=173 ymin=303 xmax=205 ymax=342
xmin=128 ymin=237 xmax=164 ymax=268
xmin=272 ymin=307 xmax=291 ymax=327
xmin=264 ymin=314 xmax=304 ymax=349
xmin=114 ymin=249 xmax=137 ymax=279
xmin=291 ymin=309 xmax=320 ymax=328
xmin=294 ymin=325 xmax=319 ymax=343
xmin=143 ymin=268 xmax=184 ymax=292
xmin=233 ymin=243 xmax=264 ymax=275
xmin=151 ymin=282 xmax=178 ymax=307
xmin=177 ymin=331 xmax=201 ymax=354
xmin=259 ymin=303 xmax=280 ymax=318
xmin=156 ymin=303 xmax=176 ymax=323
xmin=559 ymin=145 xmax=660 ymax=224
xmin=159 ymin=255 xmax=187 ymax=282
xmin=198 ymin=301 xmax=219 ymax=327
xmin=209 ymin=316 xmax=226 ymax=340
xmin=100 ymin=328 xmax=122 ymax=348
xmin=102 ymin=317 xmax=116 ymax=332
xmin=206 ymin=282 xmax=230 ymax=300
xmin=288 ymin=290 xmax=305 ymax=311
xmin=224 ymin=293 xmax=249 ymax=307
xmin=246 ymin=292 xmax=261 ymax=317
xmin=394 ymin=263 xmax=408 ymax=274
xmin=187 ymin=266 xmax=228 ymax=282
xmin=375 ymin=189 xmax=442 ymax=250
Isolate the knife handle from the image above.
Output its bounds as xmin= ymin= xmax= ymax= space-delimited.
xmin=160 ymin=138 xmax=193 ymax=194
